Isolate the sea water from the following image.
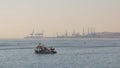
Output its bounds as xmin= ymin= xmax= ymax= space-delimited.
xmin=0 ymin=38 xmax=120 ymax=68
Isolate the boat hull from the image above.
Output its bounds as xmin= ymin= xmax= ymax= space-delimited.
xmin=35 ymin=50 xmax=57 ymax=54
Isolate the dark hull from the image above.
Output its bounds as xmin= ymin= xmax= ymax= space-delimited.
xmin=35 ymin=50 xmax=57 ymax=54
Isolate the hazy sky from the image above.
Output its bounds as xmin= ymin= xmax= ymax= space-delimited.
xmin=0 ymin=0 xmax=120 ymax=38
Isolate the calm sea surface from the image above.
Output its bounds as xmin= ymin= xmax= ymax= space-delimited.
xmin=0 ymin=38 xmax=120 ymax=68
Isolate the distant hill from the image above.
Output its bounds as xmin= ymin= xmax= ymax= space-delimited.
xmin=96 ymin=32 xmax=120 ymax=38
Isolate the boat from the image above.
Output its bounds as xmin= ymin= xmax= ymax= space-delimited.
xmin=34 ymin=43 xmax=57 ymax=54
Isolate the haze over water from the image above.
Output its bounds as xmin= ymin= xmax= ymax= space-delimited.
xmin=0 ymin=0 xmax=120 ymax=38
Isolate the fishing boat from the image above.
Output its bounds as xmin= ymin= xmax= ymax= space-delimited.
xmin=34 ymin=43 xmax=57 ymax=54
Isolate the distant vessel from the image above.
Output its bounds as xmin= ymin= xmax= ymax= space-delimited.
xmin=35 ymin=43 xmax=57 ymax=54
xmin=25 ymin=30 xmax=44 ymax=39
